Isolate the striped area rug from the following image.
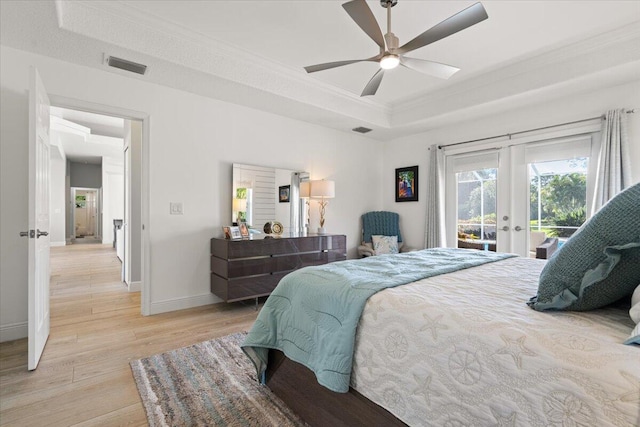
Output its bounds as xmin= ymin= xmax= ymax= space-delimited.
xmin=130 ymin=332 xmax=306 ymax=426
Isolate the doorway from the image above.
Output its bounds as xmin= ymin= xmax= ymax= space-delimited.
xmin=48 ymin=101 xmax=147 ymax=309
xmin=72 ymin=188 xmax=100 ymax=243
xmin=445 ymin=134 xmax=600 ymax=257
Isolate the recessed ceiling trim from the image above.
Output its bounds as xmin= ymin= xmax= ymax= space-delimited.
xmin=56 ymin=0 xmax=393 ymax=116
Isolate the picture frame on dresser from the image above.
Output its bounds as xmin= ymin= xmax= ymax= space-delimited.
xmin=239 ymin=223 xmax=249 ymax=238
xmin=229 ymin=226 xmax=242 ymax=239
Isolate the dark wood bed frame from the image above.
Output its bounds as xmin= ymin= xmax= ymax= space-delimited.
xmin=266 ymin=349 xmax=407 ymax=427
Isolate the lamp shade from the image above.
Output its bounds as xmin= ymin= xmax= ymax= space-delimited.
xmin=232 ymin=198 xmax=247 ymax=211
xmin=299 ymin=181 xmax=311 ymax=198
xmin=310 ymin=180 xmax=335 ymax=198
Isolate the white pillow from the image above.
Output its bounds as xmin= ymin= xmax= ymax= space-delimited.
xmin=624 ymin=284 xmax=640 ymax=345
xmin=372 ymin=235 xmax=399 ymax=255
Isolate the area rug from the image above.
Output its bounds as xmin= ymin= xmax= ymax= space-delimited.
xmin=130 ymin=332 xmax=307 ymax=426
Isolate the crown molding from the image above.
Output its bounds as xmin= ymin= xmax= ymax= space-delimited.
xmin=392 ymin=21 xmax=640 ymax=127
xmin=55 ymin=0 xmax=393 ymax=127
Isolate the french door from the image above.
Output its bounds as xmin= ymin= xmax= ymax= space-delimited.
xmin=445 ymin=135 xmax=599 ymax=257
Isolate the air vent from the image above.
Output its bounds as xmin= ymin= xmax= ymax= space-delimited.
xmin=106 ymin=56 xmax=147 ymax=75
xmin=352 ymin=127 xmax=372 ymax=134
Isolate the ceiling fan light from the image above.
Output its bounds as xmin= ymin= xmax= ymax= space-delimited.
xmin=380 ymin=54 xmax=399 ymax=70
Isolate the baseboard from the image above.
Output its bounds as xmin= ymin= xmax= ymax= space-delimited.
xmin=148 ymin=293 xmax=219 ymax=315
xmin=51 ymin=241 xmax=66 ymax=247
xmin=0 ymin=321 xmax=27 ymax=343
xmin=128 ymin=281 xmax=141 ymax=292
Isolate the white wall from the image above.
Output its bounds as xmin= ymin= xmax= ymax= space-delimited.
xmin=382 ymin=80 xmax=640 ymax=250
xmin=0 ymin=45 xmax=384 ymax=340
xmin=69 ymin=162 xmax=101 ymax=188
xmin=101 ymin=156 xmax=124 ymax=245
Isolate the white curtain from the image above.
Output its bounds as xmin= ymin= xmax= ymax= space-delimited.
xmin=424 ymin=145 xmax=446 ymax=248
xmin=592 ymin=109 xmax=632 ymax=212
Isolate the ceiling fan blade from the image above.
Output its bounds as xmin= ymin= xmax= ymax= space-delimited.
xmin=396 ymin=2 xmax=488 ymax=55
xmin=361 ymin=68 xmax=385 ymax=96
xmin=342 ymin=0 xmax=385 ymax=51
xmin=304 ymin=58 xmax=374 ymax=73
xmin=400 ymin=57 xmax=460 ymax=79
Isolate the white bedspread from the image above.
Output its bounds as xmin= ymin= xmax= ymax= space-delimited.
xmin=351 ymin=256 xmax=639 ymax=426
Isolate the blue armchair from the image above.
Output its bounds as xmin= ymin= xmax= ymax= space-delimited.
xmin=357 ymin=211 xmax=405 ymax=257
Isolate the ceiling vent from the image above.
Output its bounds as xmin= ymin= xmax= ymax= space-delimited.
xmin=352 ymin=126 xmax=372 ymax=134
xmin=106 ymin=56 xmax=147 ymax=75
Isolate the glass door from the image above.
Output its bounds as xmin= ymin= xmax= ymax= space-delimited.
xmin=446 ymin=135 xmax=598 ymax=257
xmin=514 ymin=136 xmax=597 ymax=258
xmin=445 ymin=150 xmax=506 ymax=253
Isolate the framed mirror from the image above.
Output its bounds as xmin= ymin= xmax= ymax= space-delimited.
xmin=232 ymin=163 xmax=309 ymax=235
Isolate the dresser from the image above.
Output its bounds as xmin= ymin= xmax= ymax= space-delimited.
xmin=210 ymin=234 xmax=347 ymax=303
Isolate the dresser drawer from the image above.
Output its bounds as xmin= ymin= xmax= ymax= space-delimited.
xmin=210 ymin=234 xmax=347 ymax=302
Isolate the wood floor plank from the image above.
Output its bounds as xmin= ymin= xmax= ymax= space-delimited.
xmin=0 ymin=243 xmax=259 ymax=426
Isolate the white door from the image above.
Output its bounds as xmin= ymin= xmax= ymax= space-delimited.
xmin=510 ymin=136 xmax=597 ymax=256
xmin=445 ymin=150 xmax=512 ymax=253
xmin=27 ymin=67 xmax=51 ymax=370
xmin=446 ymin=136 xmax=598 ymax=258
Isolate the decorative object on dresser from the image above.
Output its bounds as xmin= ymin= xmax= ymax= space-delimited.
xmin=396 ymin=165 xmax=418 ymax=202
xmin=310 ymin=179 xmax=335 ymax=234
xmin=210 ymin=234 xmax=346 ymax=303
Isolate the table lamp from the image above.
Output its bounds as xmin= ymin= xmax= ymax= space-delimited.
xmin=310 ymin=180 xmax=335 ymax=234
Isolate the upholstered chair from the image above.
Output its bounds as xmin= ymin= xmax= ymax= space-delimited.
xmin=357 ymin=211 xmax=406 ymax=257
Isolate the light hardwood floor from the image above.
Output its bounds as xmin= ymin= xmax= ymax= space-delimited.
xmin=0 ymin=244 xmax=259 ymax=426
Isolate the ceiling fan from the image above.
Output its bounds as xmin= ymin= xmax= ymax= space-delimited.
xmin=304 ymin=0 xmax=488 ymax=96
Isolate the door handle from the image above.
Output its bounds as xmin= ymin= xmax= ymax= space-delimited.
xmin=500 ymin=226 xmax=509 ymax=231
xmin=20 ymin=230 xmax=35 ymax=238
xmin=36 ymin=229 xmax=49 ymax=238
xmin=514 ymin=226 xmax=523 ymax=232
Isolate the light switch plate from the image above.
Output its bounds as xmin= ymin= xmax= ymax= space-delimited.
xmin=170 ymin=202 xmax=183 ymax=215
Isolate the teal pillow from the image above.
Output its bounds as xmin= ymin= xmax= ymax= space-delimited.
xmin=528 ymin=183 xmax=640 ymax=311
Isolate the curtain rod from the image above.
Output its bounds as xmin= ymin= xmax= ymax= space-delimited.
xmin=438 ymin=109 xmax=636 ymax=150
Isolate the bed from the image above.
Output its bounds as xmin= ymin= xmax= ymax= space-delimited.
xmin=242 ymin=184 xmax=640 ymax=426
xmin=242 ymin=250 xmax=638 ymax=426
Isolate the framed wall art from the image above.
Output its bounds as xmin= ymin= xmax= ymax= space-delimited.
xmin=279 ymin=185 xmax=290 ymax=203
xmin=396 ymin=166 xmax=418 ymax=202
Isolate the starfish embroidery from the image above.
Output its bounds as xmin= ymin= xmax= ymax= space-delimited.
xmin=495 ymin=334 xmax=537 ymax=369
xmin=419 ymin=313 xmax=449 ymax=341
xmin=366 ymin=299 xmax=385 ymax=320
xmin=619 ymin=370 xmax=640 ymax=403
xmin=490 ymin=406 xmax=517 ymax=427
xmin=412 ymin=373 xmax=440 ymax=407
xmin=355 ymin=349 xmax=375 ymax=376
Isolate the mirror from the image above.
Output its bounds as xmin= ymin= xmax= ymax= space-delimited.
xmin=232 ymin=163 xmax=309 ymax=236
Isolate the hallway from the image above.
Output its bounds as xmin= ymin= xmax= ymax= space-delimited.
xmin=0 ymin=244 xmax=259 ymax=426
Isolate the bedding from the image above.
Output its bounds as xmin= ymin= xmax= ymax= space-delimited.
xmin=351 ymin=256 xmax=639 ymax=426
xmin=242 ymin=248 xmax=515 ymax=392
xmin=529 ymin=182 xmax=640 ymax=311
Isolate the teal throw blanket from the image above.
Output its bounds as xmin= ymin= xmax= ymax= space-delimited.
xmin=242 ymin=248 xmax=515 ymax=393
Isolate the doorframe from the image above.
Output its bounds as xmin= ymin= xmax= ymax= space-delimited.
xmin=70 ymin=187 xmax=100 ymax=241
xmin=443 ymin=120 xmax=602 ymax=257
xmin=49 ymin=94 xmax=151 ymax=316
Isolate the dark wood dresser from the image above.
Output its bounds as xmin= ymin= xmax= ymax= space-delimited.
xmin=210 ymin=234 xmax=347 ymax=302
